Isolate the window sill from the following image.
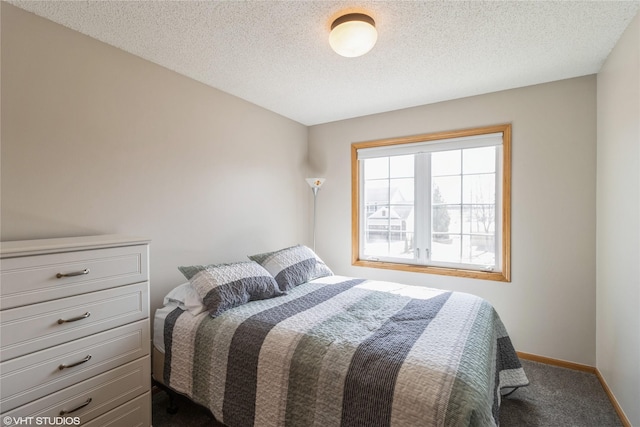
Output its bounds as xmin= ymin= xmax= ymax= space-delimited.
xmin=352 ymin=258 xmax=510 ymax=282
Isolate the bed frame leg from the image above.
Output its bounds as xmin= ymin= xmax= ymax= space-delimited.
xmin=152 ymin=378 xmax=179 ymax=414
xmin=165 ymin=388 xmax=179 ymax=414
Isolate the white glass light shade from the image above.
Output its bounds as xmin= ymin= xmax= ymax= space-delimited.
xmin=329 ymin=13 xmax=377 ymax=58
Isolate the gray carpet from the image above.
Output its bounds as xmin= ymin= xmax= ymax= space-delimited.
xmin=499 ymin=360 xmax=622 ymax=427
xmin=152 ymin=359 xmax=622 ymax=426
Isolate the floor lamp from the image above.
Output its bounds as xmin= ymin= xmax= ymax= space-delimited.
xmin=306 ymin=178 xmax=325 ymax=252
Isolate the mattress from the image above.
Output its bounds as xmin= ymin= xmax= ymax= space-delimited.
xmin=153 ymin=304 xmax=180 ymax=354
xmin=158 ymin=275 xmax=528 ymax=426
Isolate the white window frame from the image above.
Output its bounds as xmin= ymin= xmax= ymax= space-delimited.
xmin=351 ymin=124 xmax=511 ymax=282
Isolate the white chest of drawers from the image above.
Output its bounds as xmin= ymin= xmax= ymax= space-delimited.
xmin=0 ymin=235 xmax=151 ymax=427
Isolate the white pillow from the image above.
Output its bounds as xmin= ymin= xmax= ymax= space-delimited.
xmin=163 ymin=282 xmax=206 ymax=315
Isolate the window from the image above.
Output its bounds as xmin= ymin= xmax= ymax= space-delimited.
xmin=351 ymin=124 xmax=511 ymax=281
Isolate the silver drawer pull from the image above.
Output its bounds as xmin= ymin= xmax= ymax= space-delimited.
xmin=57 ymin=311 xmax=91 ymax=324
xmin=59 ymin=397 xmax=92 ymax=416
xmin=59 ymin=354 xmax=92 ymax=370
xmin=56 ymin=268 xmax=90 ymax=278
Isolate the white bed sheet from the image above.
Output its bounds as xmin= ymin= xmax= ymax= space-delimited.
xmin=153 ymin=304 xmax=178 ymax=354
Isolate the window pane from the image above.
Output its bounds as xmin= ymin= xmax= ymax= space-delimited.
xmin=431 ymin=147 xmax=497 ymax=268
xmin=390 ymin=177 xmax=414 ymax=203
xmin=364 ymin=157 xmax=388 ymax=180
xmin=462 ymin=174 xmax=495 ymax=204
xmin=365 ymin=203 xmax=390 ymax=244
xmin=462 ymin=206 xmax=472 ymax=234
xmin=470 ymin=235 xmax=495 ymax=265
xmin=463 ymin=146 xmax=495 ymax=174
xmin=461 ymin=234 xmax=472 ymax=264
xmin=362 ymin=157 xmax=415 ymax=261
xmin=432 ymin=150 xmax=461 ymax=176
xmin=432 ymin=205 xmax=450 ymax=236
xmin=363 ymin=202 xmax=415 ymax=260
xmin=462 ymin=205 xmax=497 ymax=235
xmin=434 ymin=205 xmax=495 ymax=266
xmin=390 ymin=155 xmax=414 ymax=178
xmin=431 ymin=234 xmax=460 ymax=263
xmin=431 ymin=232 xmax=495 ymax=267
xmin=433 ymin=205 xmax=460 ymax=234
xmin=432 ymin=177 xmax=461 ymax=204
xmin=364 ymin=179 xmax=389 ymax=212
xmin=470 ymin=204 xmax=495 ymax=234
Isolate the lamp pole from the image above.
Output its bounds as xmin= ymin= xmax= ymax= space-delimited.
xmin=312 ymin=186 xmax=318 ymax=252
xmin=306 ymin=178 xmax=325 ymax=252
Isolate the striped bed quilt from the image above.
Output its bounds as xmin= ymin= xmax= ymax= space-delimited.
xmin=163 ymin=275 xmax=528 ymax=427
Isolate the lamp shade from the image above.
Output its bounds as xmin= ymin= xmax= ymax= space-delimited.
xmin=329 ymin=13 xmax=377 ymax=58
xmin=306 ymin=178 xmax=325 ymax=189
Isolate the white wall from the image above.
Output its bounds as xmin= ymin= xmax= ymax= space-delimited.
xmin=0 ymin=3 xmax=310 ymax=314
xmin=596 ymin=11 xmax=640 ymax=426
xmin=4 ymin=2 xmax=625 ymax=378
xmin=309 ymin=76 xmax=597 ymax=365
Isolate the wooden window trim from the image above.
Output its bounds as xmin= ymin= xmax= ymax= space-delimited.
xmin=351 ymin=124 xmax=512 ymax=282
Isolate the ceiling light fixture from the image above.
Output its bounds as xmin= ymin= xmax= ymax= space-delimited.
xmin=329 ymin=13 xmax=377 ymax=58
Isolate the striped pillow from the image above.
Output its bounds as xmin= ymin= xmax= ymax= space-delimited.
xmin=249 ymin=245 xmax=333 ymax=291
xmin=178 ymin=261 xmax=283 ymax=317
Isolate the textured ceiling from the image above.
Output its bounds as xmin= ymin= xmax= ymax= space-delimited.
xmin=8 ymin=1 xmax=640 ymax=125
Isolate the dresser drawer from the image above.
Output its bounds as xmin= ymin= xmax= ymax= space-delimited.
xmin=0 ymin=244 xmax=148 ymax=310
xmin=0 ymin=282 xmax=149 ymax=362
xmin=82 ymin=392 xmax=150 ymax=427
xmin=1 ymin=319 xmax=150 ymax=412
xmin=1 ymin=357 xmax=150 ymax=426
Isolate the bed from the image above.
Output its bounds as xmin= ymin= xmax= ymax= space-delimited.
xmin=152 ymin=245 xmax=528 ymax=427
